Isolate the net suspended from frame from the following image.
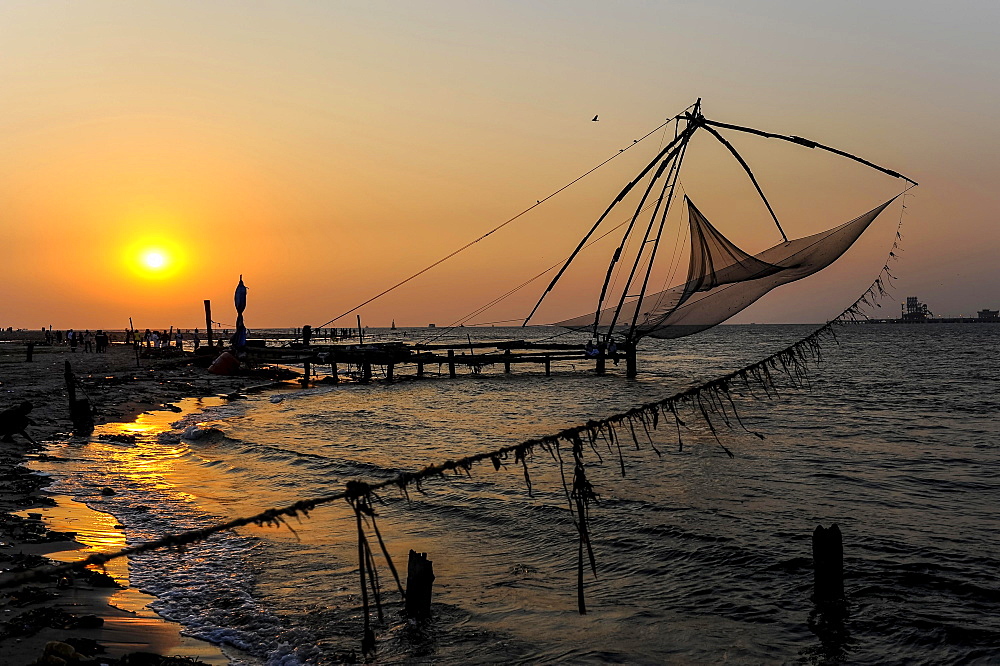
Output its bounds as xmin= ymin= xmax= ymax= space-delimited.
xmin=555 ymin=196 xmax=896 ymax=340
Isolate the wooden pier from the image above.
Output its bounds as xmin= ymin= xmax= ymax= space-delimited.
xmin=244 ymin=339 xmax=638 ymax=384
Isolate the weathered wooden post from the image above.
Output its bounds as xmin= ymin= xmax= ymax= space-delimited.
xmin=544 ymin=354 xmax=551 ymax=376
xmin=595 ymin=350 xmax=606 ymax=375
xmin=447 ymin=349 xmax=456 ymax=378
xmin=503 ymin=349 xmax=511 ymax=373
xmin=204 ymin=300 xmax=214 ymax=348
xmin=405 ymin=550 xmax=435 ymax=618
xmin=330 ymin=353 xmax=340 ymax=384
xmin=386 ymin=363 xmax=394 ymax=382
xmin=625 ymin=343 xmax=638 ymax=378
xmin=416 ymin=354 xmax=425 ymax=378
xmin=25 ymin=343 xmax=34 ymax=362
xmin=361 ymin=357 xmax=372 ymax=383
xmin=64 ymin=361 xmax=94 ymax=434
xmin=302 ymin=360 xmax=311 ymax=386
xmin=812 ymin=524 xmax=845 ymax=604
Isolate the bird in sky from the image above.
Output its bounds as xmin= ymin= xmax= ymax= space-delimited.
xmin=592 ymin=115 xmax=599 ymax=121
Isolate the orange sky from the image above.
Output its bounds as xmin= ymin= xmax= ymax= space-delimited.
xmin=2 ymin=1 xmax=998 ymax=330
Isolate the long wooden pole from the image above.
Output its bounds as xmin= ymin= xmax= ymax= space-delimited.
xmin=699 ymin=116 xmax=918 ymax=185
xmin=204 ymin=300 xmax=214 ymax=348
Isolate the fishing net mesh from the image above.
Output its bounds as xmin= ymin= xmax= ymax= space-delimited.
xmin=556 ymin=197 xmax=895 ymax=340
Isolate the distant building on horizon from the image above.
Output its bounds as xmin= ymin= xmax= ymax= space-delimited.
xmin=977 ymin=308 xmax=999 ymax=320
xmin=901 ymin=296 xmax=931 ymax=322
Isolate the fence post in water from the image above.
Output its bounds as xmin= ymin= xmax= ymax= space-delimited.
xmin=812 ymin=524 xmax=845 ymax=604
xmin=503 ymin=349 xmax=512 ymax=373
xmin=405 ymin=550 xmax=435 ymax=619
xmin=204 ymin=300 xmax=214 ymax=348
xmin=544 ymin=354 xmax=551 ymax=376
xmin=64 ymin=361 xmax=94 ymax=434
xmin=447 ymin=349 xmax=456 ymax=378
xmin=25 ymin=343 xmax=34 ymax=362
xmin=330 ymin=354 xmax=339 ymax=384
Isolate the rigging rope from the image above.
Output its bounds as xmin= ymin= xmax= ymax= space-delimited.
xmin=313 ymin=117 xmax=680 ymax=330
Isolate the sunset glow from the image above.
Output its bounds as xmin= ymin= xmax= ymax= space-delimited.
xmin=0 ymin=2 xmax=997 ymax=330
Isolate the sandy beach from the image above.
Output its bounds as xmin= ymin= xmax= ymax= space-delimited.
xmin=0 ymin=335 xmax=281 ymax=665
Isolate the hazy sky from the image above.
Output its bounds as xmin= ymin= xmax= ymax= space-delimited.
xmin=2 ymin=1 xmax=998 ymax=329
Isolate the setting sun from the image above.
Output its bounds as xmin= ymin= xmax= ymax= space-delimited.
xmin=124 ymin=237 xmax=186 ymax=281
xmin=142 ymin=250 xmax=168 ymax=270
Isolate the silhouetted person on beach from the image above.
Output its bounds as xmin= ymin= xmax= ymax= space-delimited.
xmin=0 ymin=401 xmax=38 ymax=444
xmin=84 ymin=330 xmax=93 ymax=353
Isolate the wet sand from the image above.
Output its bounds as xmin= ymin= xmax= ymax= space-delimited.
xmin=0 ymin=337 xmax=273 ymax=665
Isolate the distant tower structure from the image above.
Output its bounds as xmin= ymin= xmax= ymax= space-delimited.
xmin=901 ymin=296 xmax=931 ymax=322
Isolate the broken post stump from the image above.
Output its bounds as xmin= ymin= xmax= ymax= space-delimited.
xmin=812 ymin=523 xmax=844 ymax=604
xmin=405 ymin=549 xmax=435 ymax=619
xmin=64 ymin=361 xmax=94 ymax=435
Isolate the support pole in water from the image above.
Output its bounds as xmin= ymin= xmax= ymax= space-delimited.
xmin=25 ymin=343 xmax=33 ymax=362
xmin=448 ymin=349 xmax=456 ymax=378
xmin=503 ymin=349 xmax=511 ymax=374
xmin=416 ymin=356 xmax=424 ymax=378
xmin=596 ymin=350 xmax=606 ymax=375
xmin=204 ymin=300 xmax=214 ymax=348
xmin=302 ymin=360 xmax=311 ymax=386
xmin=626 ymin=343 xmax=638 ymax=378
xmin=544 ymin=354 xmax=551 ymax=376
xmin=386 ymin=363 xmax=394 ymax=382
xmin=361 ymin=357 xmax=372 ymax=383
xmin=812 ymin=524 xmax=845 ymax=604
xmin=330 ymin=354 xmax=339 ymax=384
xmin=405 ymin=550 xmax=435 ymax=619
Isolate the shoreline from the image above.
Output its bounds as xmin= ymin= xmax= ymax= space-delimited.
xmin=0 ymin=341 xmax=287 ymax=665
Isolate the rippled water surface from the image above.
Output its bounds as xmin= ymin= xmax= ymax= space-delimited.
xmin=37 ymin=324 xmax=1000 ymax=664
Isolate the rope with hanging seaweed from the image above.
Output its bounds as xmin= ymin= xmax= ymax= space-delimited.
xmin=0 ymin=191 xmax=909 ymax=654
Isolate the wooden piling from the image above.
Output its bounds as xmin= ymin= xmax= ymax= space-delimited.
xmin=204 ymin=300 xmax=214 ymax=348
xmin=25 ymin=343 xmax=33 ymax=362
xmin=448 ymin=349 xmax=456 ymax=378
xmin=504 ymin=349 xmax=511 ymax=373
xmin=64 ymin=361 xmax=94 ymax=434
xmin=812 ymin=524 xmax=844 ymax=604
xmin=416 ymin=357 xmax=424 ymax=378
xmin=544 ymin=354 xmax=551 ymax=376
xmin=361 ymin=360 xmax=372 ymax=383
xmin=596 ymin=352 xmax=606 ymax=375
xmin=302 ymin=360 xmax=311 ymax=386
xmin=405 ymin=550 xmax=435 ymax=619
xmin=626 ymin=344 xmax=638 ymax=378
xmin=330 ymin=355 xmax=339 ymax=384
xmin=386 ymin=363 xmax=394 ymax=382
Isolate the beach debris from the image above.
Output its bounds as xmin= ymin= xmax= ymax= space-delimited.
xmin=208 ymin=351 xmax=240 ymax=375
xmin=269 ymin=395 xmax=284 ymax=404
xmin=100 ymin=487 xmax=115 ymax=496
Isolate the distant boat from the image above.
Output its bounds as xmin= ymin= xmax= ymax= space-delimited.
xmin=428 ymin=324 xmax=436 ymax=328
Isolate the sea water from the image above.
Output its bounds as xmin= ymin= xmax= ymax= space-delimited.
xmin=34 ymin=324 xmax=1000 ymax=664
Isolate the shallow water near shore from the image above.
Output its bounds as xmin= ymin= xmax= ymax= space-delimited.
xmin=31 ymin=324 xmax=1000 ymax=664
